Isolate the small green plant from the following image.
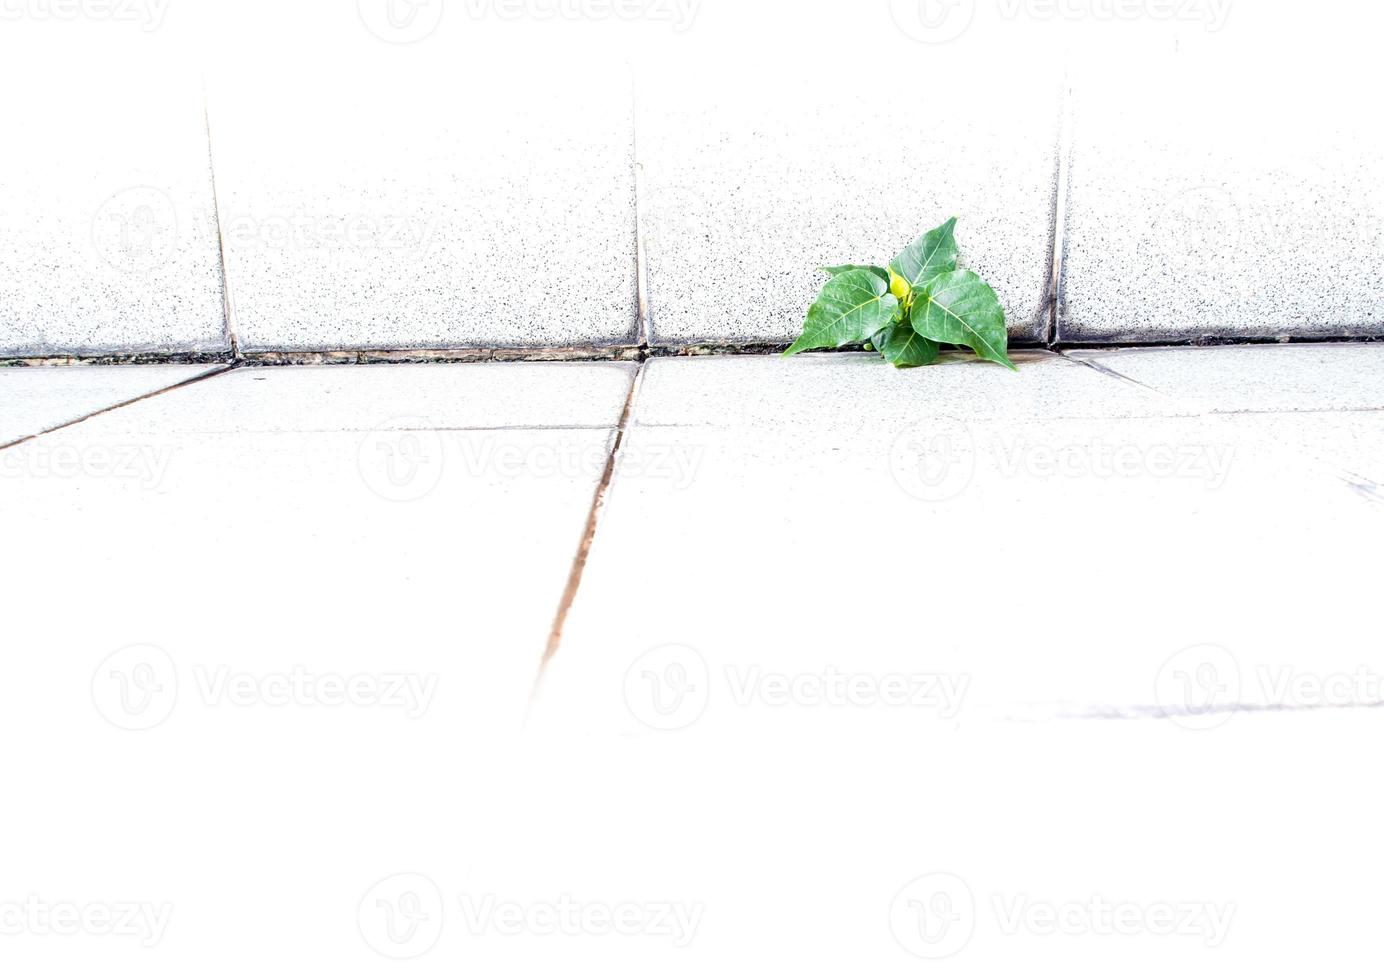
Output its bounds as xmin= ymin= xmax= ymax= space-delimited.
xmin=784 ymin=218 xmax=1015 ymax=370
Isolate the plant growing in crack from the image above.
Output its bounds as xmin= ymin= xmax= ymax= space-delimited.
xmin=784 ymin=218 xmax=1016 ymax=370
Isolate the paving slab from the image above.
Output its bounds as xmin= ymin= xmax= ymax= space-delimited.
xmin=204 ymin=3 xmax=638 ymax=351
xmin=535 ymin=353 xmax=1384 ymax=738
xmin=1070 ymin=345 xmax=1384 ymax=486
xmin=1060 ymin=11 xmax=1384 ymax=341
xmin=0 ymin=363 xmax=632 ymax=978
xmin=0 ymin=16 xmax=227 ymax=356
xmin=635 ymin=2 xmax=1061 ymax=346
xmin=464 ymin=710 xmax=1384 ymax=976
xmin=0 ymin=364 xmax=222 ymax=446
xmin=1068 ymin=344 xmax=1384 ymax=414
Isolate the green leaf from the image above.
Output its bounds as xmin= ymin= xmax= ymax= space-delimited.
xmin=874 ymin=323 xmax=940 ymax=369
xmin=785 ymin=270 xmax=900 ymax=356
xmin=820 ymin=264 xmax=890 ymax=281
xmin=889 ymin=217 xmax=958 ymax=292
xmin=911 ymin=270 xmax=1015 ymax=370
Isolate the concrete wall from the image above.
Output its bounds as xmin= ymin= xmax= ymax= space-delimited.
xmin=1 ymin=0 xmax=1379 ymax=356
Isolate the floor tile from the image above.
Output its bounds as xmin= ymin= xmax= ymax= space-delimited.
xmin=0 ymin=365 xmax=221 ymax=446
xmin=1068 ymin=344 xmax=1384 ymax=414
xmin=636 ymin=0 xmax=1062 ymax=346
xmin=0 ymin=14 xmax=227 ymax=355
xmin=0 ymin=363 xmax=630 ymax=978
xmin=204 ymin=2 xmax=638 ymax=351
xmin=535 ymin=355 xmax=1384 ymax=738
xmin=1060 ymin=6 xmax=1384 ymax=341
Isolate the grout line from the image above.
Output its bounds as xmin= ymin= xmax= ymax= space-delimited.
xmin=4 ymin=335 xmax=1378 ymax=369
xmin=1046 ymin=68 xmax=1074 ymax=347
xmin=527 ymin=360 xmax=647 ymax=709
xmin=1055 ymin=334 xmax=1384 ymax=349
xmin=0 ymin=363 xmax=238 ymax=453
xmin=631 ymin=77 xmax=653 ymax=349
xmin=202 ymin=83 xmax=241 ymax=361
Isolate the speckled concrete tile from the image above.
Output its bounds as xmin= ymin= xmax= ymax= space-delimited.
xmin=0 ymin=362 xmax=627 ymax=976
xmin=0 ymin=19 xmax=227 ymax=357
xmin=80 ymin=362 xmax=637 ymax=435
xmin=633 ymin=351 xmax=1187 ymax=428
xmin=204 ymin=4 xmax=638 ymax=352
xmin=1061 ymin=13 xmax=1384 ymax=342
xmin=635 ymin=3 xmax=1062 ymax=347
xmin=1068 ymin=344 xmax=1384 ymax=414
xmin=0 ymin=364 xmax=223 ymax=446
xmin=1218 ymin=411 xmax=1384 ymax=489
xmin=533 ymin=355 xmax=1384 ymax=737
